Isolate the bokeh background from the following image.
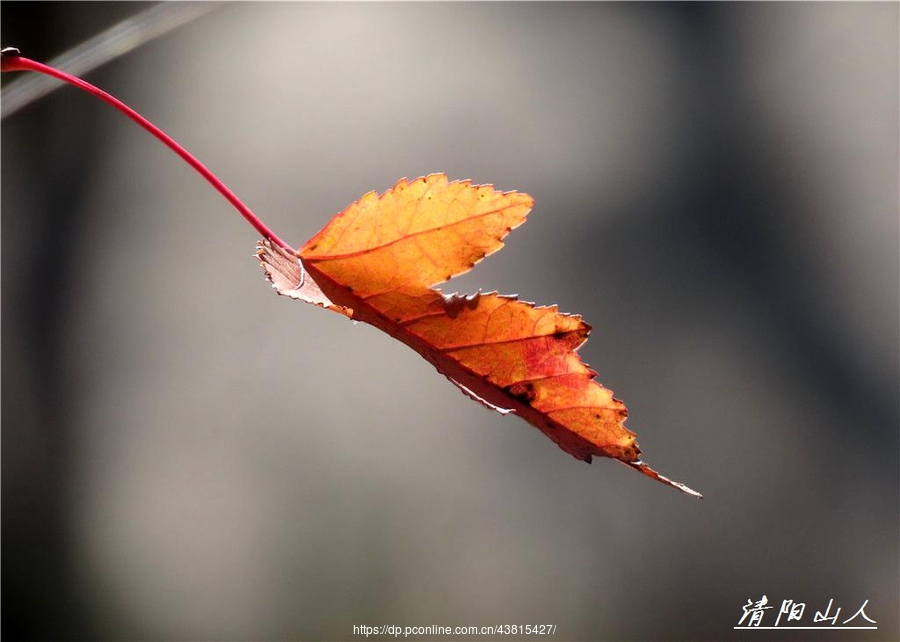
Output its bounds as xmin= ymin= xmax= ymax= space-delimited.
xmin=2 ymin=2 xmax=898 ymax=640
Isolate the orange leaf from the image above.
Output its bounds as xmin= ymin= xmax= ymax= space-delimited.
xmin=258 ymin=174 xmax=700 ymax=497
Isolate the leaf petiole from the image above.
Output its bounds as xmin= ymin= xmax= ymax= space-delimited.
xmin=1 ymin=49 xmax=295 ymax=253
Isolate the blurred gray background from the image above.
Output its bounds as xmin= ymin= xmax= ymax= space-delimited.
xmin=2 ymin=2 xmax=897 ymax=640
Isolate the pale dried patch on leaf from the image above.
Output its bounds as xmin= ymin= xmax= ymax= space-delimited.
xmin=256 ymin=239 xmax=350 ymax=316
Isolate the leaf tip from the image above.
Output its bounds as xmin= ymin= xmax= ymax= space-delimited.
xmin=626 ymin=460 xmax=703 ymax=498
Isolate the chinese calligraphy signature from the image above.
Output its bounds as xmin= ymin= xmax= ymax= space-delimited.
xmin=736 ymin=596 xmax=876 ymax=629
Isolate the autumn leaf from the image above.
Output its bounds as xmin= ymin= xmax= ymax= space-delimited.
xmin=259 ymin=174 xmax=700 ymax=497
xmin=0 ymin=55 xmax=697 ymax=496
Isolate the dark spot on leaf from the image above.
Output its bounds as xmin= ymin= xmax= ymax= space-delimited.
xmin=506 ymin=381 xmax=536 ymax=404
